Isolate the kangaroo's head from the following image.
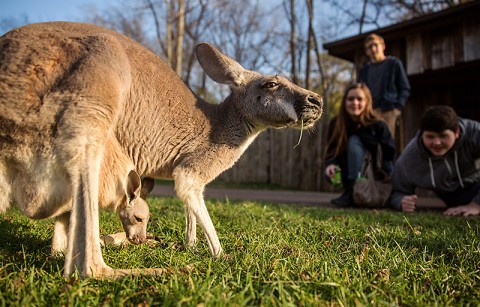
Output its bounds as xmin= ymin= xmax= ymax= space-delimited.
xmin=195 ymin=43 xmax=323 ymax=131
xmin=117 ymin=171 xmax=154 ymax=245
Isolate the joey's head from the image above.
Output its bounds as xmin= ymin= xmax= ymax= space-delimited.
xmin=117 ymin=171 xmax=155 ymax=245
xmin=195 ymin=43 xmax=323 ymax=130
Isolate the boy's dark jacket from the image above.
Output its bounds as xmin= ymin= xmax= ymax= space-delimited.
xmin=358 ymin=56 xmax=411 ymax=111
xmin=391 ymin=118 xmax=480 ymax=210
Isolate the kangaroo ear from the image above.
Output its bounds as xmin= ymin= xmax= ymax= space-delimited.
xmin=126 ymin=170 xmax=141 ymax=203
xmin=140 ymin=177 xmax=155 ymax=199
xmin=195 ymin=42 xmax=246 ymax=87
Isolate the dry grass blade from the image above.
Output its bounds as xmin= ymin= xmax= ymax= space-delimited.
xmin=293 ymin=119 xmax=304 ymax=149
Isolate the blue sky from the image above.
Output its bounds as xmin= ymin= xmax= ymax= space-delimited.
xmin=0 ymin=1 xmax=371 ymax=43
xmin=0 ymin=0 xmax=111 ymax=25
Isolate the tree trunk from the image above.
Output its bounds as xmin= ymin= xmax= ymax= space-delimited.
xmin=289 ymin=0 xmax=298 ymax=84
xmin=165 ymin=0 xmax=173 ymax=67
xmin=305 ymin=0 xmax=313 ymax=89
xmin=175 ymin=0 xmax=185 ymax=77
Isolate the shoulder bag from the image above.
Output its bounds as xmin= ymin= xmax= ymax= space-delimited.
xmin=353 ymin=150 xmax=392 ymax=208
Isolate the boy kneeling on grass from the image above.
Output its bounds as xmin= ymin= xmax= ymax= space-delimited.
xmin=391 ymin=105 xmax=480 ymax=216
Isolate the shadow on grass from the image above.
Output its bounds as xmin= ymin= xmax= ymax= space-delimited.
xmin=0 ymin=215 xmax=61 ymax=269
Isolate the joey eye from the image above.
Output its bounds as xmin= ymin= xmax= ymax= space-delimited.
xmin=134 ymin=215 xmax=143 ymax=223
xmin=262 ymin=81 xmax=279 ymax=89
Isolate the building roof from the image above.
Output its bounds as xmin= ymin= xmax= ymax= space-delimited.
xmin=323 ymin=1 xmax=480 ymax=62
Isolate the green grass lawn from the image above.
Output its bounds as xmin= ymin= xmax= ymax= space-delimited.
xmin=0 ymin=196 xmax=479 ymax=306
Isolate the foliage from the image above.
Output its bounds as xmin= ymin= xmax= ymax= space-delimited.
xmin=1 ymin=196 xmax=479 ymax=305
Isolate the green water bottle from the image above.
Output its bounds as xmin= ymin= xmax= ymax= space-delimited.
xmin=331 ymin=165 xmax=342 ymax=188
xmin=357 ymin=171 xmax=366 ymax=181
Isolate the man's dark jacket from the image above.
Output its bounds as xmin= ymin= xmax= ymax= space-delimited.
xmin=358 ymin=56 xmax=411 ymax=111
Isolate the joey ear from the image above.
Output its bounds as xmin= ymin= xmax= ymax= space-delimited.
xmin=140 ymin=177 xmax=155 ymax=199
xmin=126 ymin=170 xmax=141 ymax=202
xmin=195 ymin=42 xmax=246 ymax=87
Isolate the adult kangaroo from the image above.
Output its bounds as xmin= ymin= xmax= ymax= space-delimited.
xmin=0 ymin=22 xmax=323 ymax=278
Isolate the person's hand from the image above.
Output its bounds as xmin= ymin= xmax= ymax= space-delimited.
xmin=443 ymin=203 xmax=480 ymax=216
xmin=401 ymin=195 xmax=418 ymax=213
xmin=325 ymin=164 xmax=337 ymax=178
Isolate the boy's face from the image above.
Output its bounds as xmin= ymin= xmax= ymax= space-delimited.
xmin=364 ymin=39 xmax=385 ymax=62
xmin=421 ymin=129 xmax=460 ymax=157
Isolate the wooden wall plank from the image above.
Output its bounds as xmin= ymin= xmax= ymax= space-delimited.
xmin=463 ymin=19 xmax=480 ymax=62
xmin=431 ymin=29 xmax=455 ymax=70
xmin=406 ymin=33 xmax=424 ymax=75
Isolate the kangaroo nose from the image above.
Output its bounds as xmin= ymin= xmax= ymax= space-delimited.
xmin=307 ymin=95 xmax=323 ymax=107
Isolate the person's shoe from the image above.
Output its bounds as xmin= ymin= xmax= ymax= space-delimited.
xmin=331 ymin=190 xmax=353 ymax=207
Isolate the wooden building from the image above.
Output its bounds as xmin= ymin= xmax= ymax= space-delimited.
xmin=323 ymin=1 xmax=480 ymax=146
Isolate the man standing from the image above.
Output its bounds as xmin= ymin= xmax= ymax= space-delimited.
xmin=391 ymin=106 xmax=480 ymax=216
xmin=358 ymin=34 xmax=411 ymax=138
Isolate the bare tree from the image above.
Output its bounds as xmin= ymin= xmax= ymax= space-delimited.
xmin=175 ymin=0 xmax=185 ymax=76
xmin=287 ymin=0 xmax=298 ymax=84
xmin=305 ymin=0 xmax=313 ymax=88
xmin=165 ymin=0 xmax=173 ymax=66
xmin=144 ymin=0 xmax=167 ymax=60
xmin=89 ymin=5 xmax=159 ymax=52
xmin=140 ymin=0 xmax=216 ymax=84
xmin=143 ymin=0 xmax=185 ymax=75
xmin=182 ymin=0 xmax=212 ymax=86
xmin=322 ymin=0 xmax=465 ymax=36
xmin=359 ymin=0 xmax=369 ymax=34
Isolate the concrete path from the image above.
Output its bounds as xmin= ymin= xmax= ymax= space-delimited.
xmin=152 ymin=184 xmax=445 ymax=210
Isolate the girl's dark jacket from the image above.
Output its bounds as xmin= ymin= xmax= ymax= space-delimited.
xmin=325 ymin=116 xmax=396 ymax=175
xmin=391 ymin=118 xmax=480 ymax=210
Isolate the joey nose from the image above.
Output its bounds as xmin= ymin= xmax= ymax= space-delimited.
xmin=307 ymin=95 xmax=323 ymax=107
xmin=130 ymin=236 xmax=145 ymax=245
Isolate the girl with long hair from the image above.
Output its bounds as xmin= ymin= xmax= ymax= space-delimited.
xmin=325 ymin=83 xmax=396 ymax=206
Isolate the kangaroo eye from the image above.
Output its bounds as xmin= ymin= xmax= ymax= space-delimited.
xmin=262 ymin=81 xmax=278 ymax=89
xmin=134 ymin=215 xmax=143 ymax=223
